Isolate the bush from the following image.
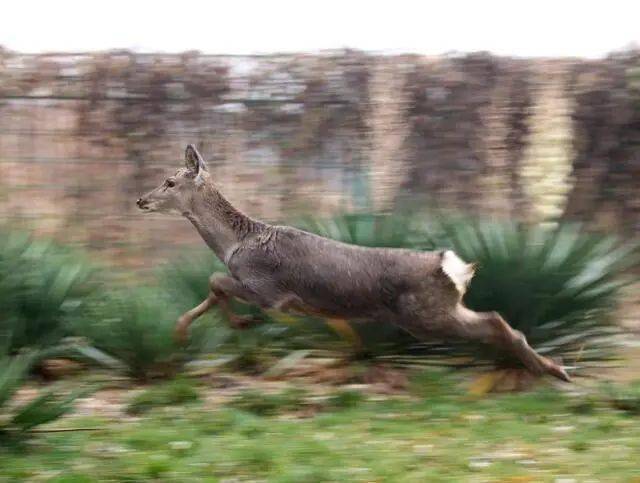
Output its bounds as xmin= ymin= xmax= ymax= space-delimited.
xmin=0 ymin=348 xmax=87 ymax=440
xmin=0 ymin=231 xmax=94 ymax=352
xmin=428 ymin=218 xmax=638 ymax=367
xmin=297 ymin=213 xmax=638 ymax=369
xmin=295 ymin=212 xmax=431 ymax=250
xmin=71 ymin=288 xmax=198 ymax=381
xmin=126 ymin=377 xmax=200 ymax=415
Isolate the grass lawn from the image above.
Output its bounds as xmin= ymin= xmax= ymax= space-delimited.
xmin=1 ymin=371 xmax=640 ymax=482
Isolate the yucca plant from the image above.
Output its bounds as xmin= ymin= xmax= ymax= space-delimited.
xmin=71 ymin=288 xmax=200 ymax=381
xmin=295 ymin=213 xmax=638 ymax=371
xmin=426 ymin=217 xmax=639 ymax=368
xmin=0 ymin=230 xmax=94 ymax=352
xmin=295 ymin=212 xmax=432 ymax=250
xmin=0 ymin=347 xmax=87 ymax=440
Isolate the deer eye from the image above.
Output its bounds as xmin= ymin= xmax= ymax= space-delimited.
xmin=166 ymin=179 xmax=176 ymax=188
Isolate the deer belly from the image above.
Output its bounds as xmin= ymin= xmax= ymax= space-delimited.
xmin=288 ymin=276 xmax=397 ymax=319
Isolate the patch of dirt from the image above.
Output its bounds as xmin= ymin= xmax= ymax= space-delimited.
xmin=74 ymin=389 xmax=137 ymax=419
xmin=11 ymin=361 xmax=414 ymax=421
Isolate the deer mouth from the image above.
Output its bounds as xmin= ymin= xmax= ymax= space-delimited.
xmin=139 ymin=204 xmax=155 ymax=212
xmin=136 ymin=198 xmax=153 ymax=211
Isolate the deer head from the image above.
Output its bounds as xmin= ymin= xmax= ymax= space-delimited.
xmin=136 ymin=144 xmax=209 ymax=214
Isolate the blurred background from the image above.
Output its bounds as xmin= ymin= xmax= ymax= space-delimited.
xmin=2 ymin=2 xmax=640 ymax=481
xmin=1 ymin=2 xmax=639 ymax=268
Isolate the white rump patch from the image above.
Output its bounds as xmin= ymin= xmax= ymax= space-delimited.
xmin=441 ymin=250 xmax=475 ymax=294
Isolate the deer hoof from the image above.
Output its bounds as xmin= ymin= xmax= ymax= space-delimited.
xmin=174 ymin=322 xmax=190 ymax=345
xmin=544 ymin=357 xmax=571 ymax=382
xmin=231 ymin=314 xmax=262 ymax=330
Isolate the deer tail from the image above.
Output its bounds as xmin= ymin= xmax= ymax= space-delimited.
xmin=438 ymin=250 xmax=476 ymax=296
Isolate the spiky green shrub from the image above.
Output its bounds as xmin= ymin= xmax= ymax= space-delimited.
xmin=71 ymin=288 xmax=199 ymax=381
xmin=428 ymin=218 xmax=638 ymax=366
xmin=0 ymin=231 xmax=94 ymax=352
xmin=296 ymin=212 xmax=432 ymax=250
xmin=297 ymin=213 xmax=638 ymax=369
xmin=0 ymin=348 xmax=86 ymax=440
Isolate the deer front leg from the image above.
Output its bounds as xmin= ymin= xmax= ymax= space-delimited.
xmin=175 ymin=274 xmax=262 ymax=343
xmin=175 ymin=294 xmax=218 ymax=343
xmin=208 ymin=274 xmax=266 ymax=330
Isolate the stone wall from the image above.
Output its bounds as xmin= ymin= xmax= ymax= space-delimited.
xmin=1 ymin=47 xmax=639 ymax=267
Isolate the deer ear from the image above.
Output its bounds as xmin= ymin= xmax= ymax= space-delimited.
xmin=185 ymin=144 xmax=207 ymax=173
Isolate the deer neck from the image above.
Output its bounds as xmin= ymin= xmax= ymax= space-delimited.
xmin=183 ymin=182 xmax=265 ymax=263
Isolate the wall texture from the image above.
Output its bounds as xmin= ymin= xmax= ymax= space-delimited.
xmin=1 ymin=48 xmax=639 ymax=267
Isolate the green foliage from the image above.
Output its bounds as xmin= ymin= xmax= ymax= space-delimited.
xmin=0 ymin=231 xmax=94 ymax=352
xmin=0 ymin=349 xmax=85 ymax=440
xmin=7 ymin=381 xmax=640 ymax=480
xmin=229 ymin=387 xmax=365 ymax=416
xmin=295 ymin=212 xmax=432 ymax=250
xmin=299 ymin=213 xmax=638 ymax=369
xmin=159 ymin=250 xmax=224 ymax=311
xmin=126 ymin=377 xmax=200 ymax=415
xmin=71 ymin=288 xmax=196 ymax=381
xmin=568 ymin=395 xmax=599 ymax=415
xmin=604 ymin=380 xmax=640 ymax=415
xmin=326 ymin=389 xmax=365 ymax=409
xmin=409 ymin=368 xmax=458 ymax=399
xmin=428 ymin=218 xmax=638 ymax=365
xmin=229 ymin=388 xmax=309 ymax=416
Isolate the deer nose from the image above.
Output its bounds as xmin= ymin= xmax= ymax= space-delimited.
xmin=136 ymin=198 xmax=144 ymax=207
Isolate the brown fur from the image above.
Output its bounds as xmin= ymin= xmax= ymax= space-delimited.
xmin=137 ymin=145 xmax=570 ymax=382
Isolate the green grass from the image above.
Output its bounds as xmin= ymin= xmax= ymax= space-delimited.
xmin=603 ymin=380 xmax=640 ymax=415
xmin=126 ymin=378 xmax=200 ymax=415
xmin=229 ymin=387 xmax=311 ymax=416
xmin=2 ymin=374 xmax=640 ymax=481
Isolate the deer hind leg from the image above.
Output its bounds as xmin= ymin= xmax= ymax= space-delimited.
xmin=451 ymin=305 xmax=570 ymax=382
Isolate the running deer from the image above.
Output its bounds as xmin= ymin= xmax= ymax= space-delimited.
xmin=136 ymin=145 xmax=570 ymax=381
